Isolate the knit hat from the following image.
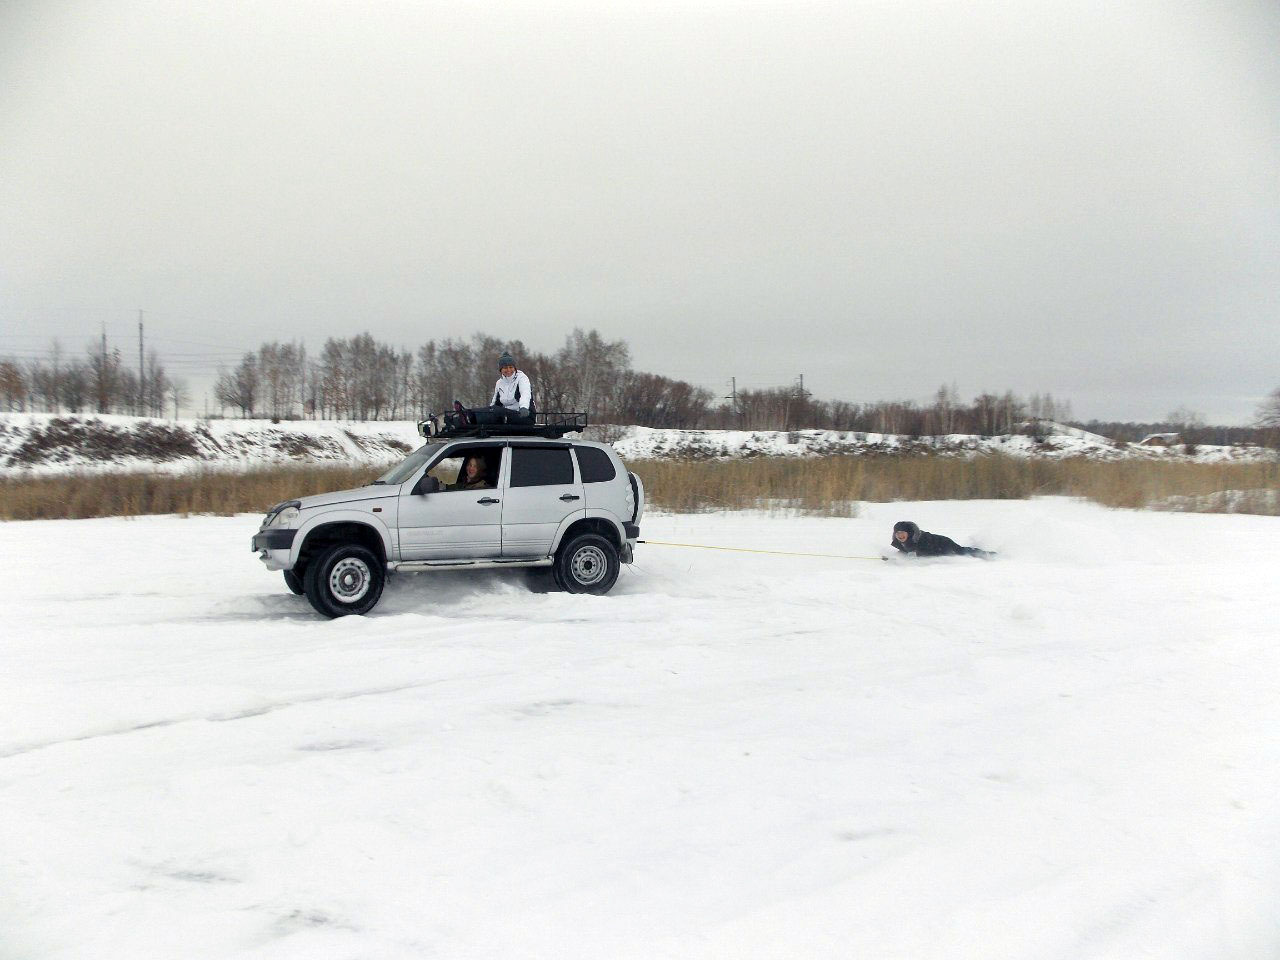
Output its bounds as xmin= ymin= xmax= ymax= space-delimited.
xmin=498 ymin=351 xmax=516 ymax=370
xmin=893 ymin=521 xmax=920 ymax=543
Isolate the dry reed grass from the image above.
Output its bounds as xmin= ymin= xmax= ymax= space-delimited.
xmin=0 ymin=465 xmax=386 ymax=521
xmin=1 ymin=455 xmax=1277 ymax=522
xmin=629 ymin=455 xmax=1280 ymax=517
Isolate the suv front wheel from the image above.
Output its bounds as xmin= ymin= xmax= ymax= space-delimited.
xmin=303 ymin=543 xmax=386 ymax=618
xmin=554 ymin=533 xmax=620 ymax=595
xmin=283 ymin=568 xmax=305 ymax=595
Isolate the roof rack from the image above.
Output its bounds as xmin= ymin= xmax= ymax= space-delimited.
xmin=417 ymin=411 xmax=588 ymax=441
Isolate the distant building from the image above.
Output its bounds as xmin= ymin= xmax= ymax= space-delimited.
xmin=1138 ymin=433 xmax=1181 ymax=447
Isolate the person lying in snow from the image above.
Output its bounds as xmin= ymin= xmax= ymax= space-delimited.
xmin=891 ymin=521 xmax=994 ymax=559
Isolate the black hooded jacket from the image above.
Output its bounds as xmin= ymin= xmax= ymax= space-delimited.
xmin=892 ymin=521 xmax=987 ymax=558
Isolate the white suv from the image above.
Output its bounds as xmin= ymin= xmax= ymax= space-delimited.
xmin=252 ymin=433 xmax=644 ymax=618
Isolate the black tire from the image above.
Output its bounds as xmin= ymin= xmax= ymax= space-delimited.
xmin=283 ymin=569 xmax=305 ymax=595
xmin=303 ymin=543 xmax=386 ymax=618
xmin=554 ymin=533 xmax=620 ymax=595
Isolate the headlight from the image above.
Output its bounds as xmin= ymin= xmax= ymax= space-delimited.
xmin=263 ymin=500 xmax=301 ymax=528
xmin=268 ymin=506 xmax=300 ymax=528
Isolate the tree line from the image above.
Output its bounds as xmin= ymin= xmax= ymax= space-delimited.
xmin=4 ymin=329 xmax=1278 ymax=444
xmin=207 ymin=331 xmax=1058 ymax=434
xmin=711 ymin=384 xmax=1071 ymax=436
xmin=0 ymin=341 xmax=184 ymax=417
xmin=204 ymin=331 xmax=1090 ymax=436
xmin=211 ymin=329 xmax=714 ymax=429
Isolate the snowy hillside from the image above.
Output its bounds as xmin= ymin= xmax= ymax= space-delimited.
xmin=3 ymin=500 xmax=1278 ymax=958
xmin=0 ymin=413 xmax=422 ymax=475
xmin=609 ymin=423 xmax=1276 ymax=463
xmin=2 ymin=413 xmax=1275 ymax=475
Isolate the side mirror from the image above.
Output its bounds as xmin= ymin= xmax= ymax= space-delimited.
xmin=418 ymin=475 xmax=443 ymax=495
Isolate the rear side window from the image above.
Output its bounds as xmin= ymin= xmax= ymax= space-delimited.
xmin=575 ymin=446 xmax=616 ymax=483
xmin=510 ymin=447 xmax=574 ymax=487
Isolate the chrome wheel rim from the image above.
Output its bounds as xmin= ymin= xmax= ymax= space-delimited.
xmin=570 ymin=545 xmax=608 ymax=586
xmin=329 ymin=557 xmax=371 ymax=603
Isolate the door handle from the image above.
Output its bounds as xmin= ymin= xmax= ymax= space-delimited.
xmin=478 ymin=497 xmax=500 ymax=505
xmin=559 ymin=494 xmax=581 ymax=502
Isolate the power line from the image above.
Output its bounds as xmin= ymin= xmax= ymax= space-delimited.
xmin=0 ymin=348 xmax=244 ymax=360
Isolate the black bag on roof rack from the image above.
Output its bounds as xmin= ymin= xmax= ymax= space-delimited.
xmin=418 ymin=411 xmax=588 ymax=441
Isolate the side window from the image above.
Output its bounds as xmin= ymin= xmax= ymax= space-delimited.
xmin=426 ymin=448 xmax=498 ymax=491
xmin=575 ymin=446 xmax=617 ymax=483
xmin=510 ymin=447 xmax=574 ymax=487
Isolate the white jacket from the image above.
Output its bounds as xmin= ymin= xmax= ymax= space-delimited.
xmin=492 ymin=369 xmax=532 ymax=411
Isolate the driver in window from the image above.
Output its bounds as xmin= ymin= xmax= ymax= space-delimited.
xmin=448 ymin=454 xmax=492 ymax=491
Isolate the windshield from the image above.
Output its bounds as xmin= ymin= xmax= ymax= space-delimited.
xmin=376 ymin=442 xmax=445 ymax=485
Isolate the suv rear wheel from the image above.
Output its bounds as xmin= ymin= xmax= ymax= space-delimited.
xmin=303 ymin=543 xmax=385 ymax=618
xmin=554 ymin=533 xmax=620 ymax=595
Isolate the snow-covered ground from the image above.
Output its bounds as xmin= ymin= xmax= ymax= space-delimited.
xmin=3 ymin=499 xmax=1278 ymax=959
xmin=2 ymin=413 xmax=1274 ymax=475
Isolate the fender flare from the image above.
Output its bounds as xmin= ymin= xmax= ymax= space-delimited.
xmin=549 ymin=509 xmax=625 ymax=556
xmin=291 ymin=510 xmax=395 ymax=567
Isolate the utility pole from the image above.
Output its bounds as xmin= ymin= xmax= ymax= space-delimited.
xmin=98 ymin=323 xmax=108 ymax=414
xmin=138 ymin=310 xmax=144 ymax=415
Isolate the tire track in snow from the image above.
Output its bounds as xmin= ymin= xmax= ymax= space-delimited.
xmin=0 ymin=672 xmax=505 ymax=760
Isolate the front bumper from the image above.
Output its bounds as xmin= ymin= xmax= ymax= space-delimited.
xmin=252 ymin=529 xmax=296 ymax=552
xmin=252 ymin=529 xmax=296 ymax=570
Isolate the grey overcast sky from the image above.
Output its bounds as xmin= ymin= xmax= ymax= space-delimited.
xmin=2 ymin=0 xmax=1277 ymax=423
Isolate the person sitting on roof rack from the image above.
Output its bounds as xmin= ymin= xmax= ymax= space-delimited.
xmin=467 ymin=351 xmax=534 ymax=426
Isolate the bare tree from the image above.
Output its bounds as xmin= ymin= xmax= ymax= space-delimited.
xmin=117 ymin=369 xmax=139 ymax=415
xmin=169 ymin=379 xmax=190 ymax=419
xmin=143 ymin=350 xmax=169 ymax=416
xmin=1257 ymin=387 xmax=1280 ymax=428
xmin=86 ymin=340 xmax=123 ymax=413
xmin=49 ymin=339 xmax=63 ymax=413
xmin=556 ymin=328 xmax=630 ymax=420
xmin=214 ymin=353 xmax=260 ymax=417
xmin=0 ymin=359 xmax=26 ymax=410
xmin=318 ymin=339 xmax=349 ymax=418
xmin=257 ymin=341 xmax=305 ymax=419
xmin=613 ymin=371 xmax=713 ymax=428
xmin=1255 ymin=387 xmax=1280 ymax=447
xmin=927 ymin=383 xmax=960 ymax=435
xmin=60 ymin=361 xmax=89 ymax=412
xmin=1166 ymin=406 xmax=1205 ymax=429
xmin=27 ymin=359 xmax=57 ymax=412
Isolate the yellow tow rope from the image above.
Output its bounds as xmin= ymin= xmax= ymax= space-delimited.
xmin=638 ymin=540 xmax=886 ymax=562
